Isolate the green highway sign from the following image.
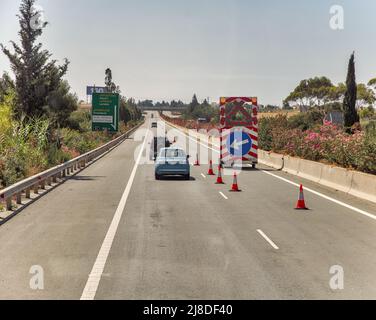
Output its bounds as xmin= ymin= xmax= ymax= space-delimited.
xmin=92 ymin=92 xmax=119 ymax=132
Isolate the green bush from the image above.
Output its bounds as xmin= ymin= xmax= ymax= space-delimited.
xmin=287 ymin=110 xmax=325 ymax=130
xmin=67 ymin=110 xmax=91 ymax=132
xmin=61 ymin=128 xmax=99 ymax=154
xmin=47 ymin=144 xmax=72 ymax=166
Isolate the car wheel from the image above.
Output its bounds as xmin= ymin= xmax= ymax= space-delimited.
xmin=184 ymin=174 xmax=190 ymax=180
xmin=155 ymin=174 xmax=160 ymax=180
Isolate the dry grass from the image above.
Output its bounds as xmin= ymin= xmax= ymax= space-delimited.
xmin=258 ymin=111 xmax=299 ymax=119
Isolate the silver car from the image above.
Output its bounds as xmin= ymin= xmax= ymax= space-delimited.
xmin=155 ymin=148 xmax=190 ymax=180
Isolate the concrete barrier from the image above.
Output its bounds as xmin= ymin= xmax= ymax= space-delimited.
xmin=283 ymin=156 xmax=301 ymax=176
xmin=163 ymin=116 xmax=376 ymax=204
xmin=349 ymin=171 xmax=376 ymax=203
xmin=297 ymin=158 xmax=323 ymax=183
xmin=319 ymin=166 xmax=354 ymax=193
xmin=259 ymin=151 xmax=284 ymax=170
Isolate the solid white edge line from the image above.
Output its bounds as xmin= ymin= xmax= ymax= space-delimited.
xmin=262 ymin=170 xmax=376 ymax=221
xmin=80 ymin=123 xmax=150 ymax=300
xmin=164 ymin=120 xmax=376 ymax=222
xmin=219 ymin=192 xmax=228 ymax=200
xmin=257 ymin=229 xmax=279 ymax=250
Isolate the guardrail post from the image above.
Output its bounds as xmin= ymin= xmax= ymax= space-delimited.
xmin=16 ymin=193 xmax=22 ymax=205
xmin=0 ymin=122 xmax=145 ymax=215
xmin=6 ymin=197 xmax=12 ymax=211
xmin=25 ymin=188 xmax=31 ymax=199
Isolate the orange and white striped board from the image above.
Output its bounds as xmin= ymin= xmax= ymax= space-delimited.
xmin=219 ymin=97 xmax=258 ymax=165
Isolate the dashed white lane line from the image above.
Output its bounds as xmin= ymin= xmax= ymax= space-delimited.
xmin=262 ymin=170 xmax=376 ymax=221
xmin=201 ymin=173 xmax=207 ymax=179
xmin=219 ymin=192 xmax=228 ymax=200
xmin=257 ymin=229 xmax=279 ymax=250
xmin=80 ymin=125 xmax=150 ymax=300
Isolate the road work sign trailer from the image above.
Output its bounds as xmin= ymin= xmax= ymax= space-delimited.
xmin=92 ymin=92 xmax=120 ymax=132
xmin=219 ymin=97 xmax=258 ymax=168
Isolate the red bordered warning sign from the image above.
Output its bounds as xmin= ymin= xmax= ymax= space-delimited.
xmin=219 ymin=97 xmax=258 ymax=165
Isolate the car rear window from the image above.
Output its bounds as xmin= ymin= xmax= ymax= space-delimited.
xmin=159 ymin=149 xmax=186 ymax=158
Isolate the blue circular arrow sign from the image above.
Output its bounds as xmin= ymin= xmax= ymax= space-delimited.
xmin=226 ymin=131 xmax=253 ymax=157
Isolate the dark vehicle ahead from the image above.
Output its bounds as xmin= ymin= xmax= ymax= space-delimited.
xmin=150 ymin=137 xmax=171 ymax=161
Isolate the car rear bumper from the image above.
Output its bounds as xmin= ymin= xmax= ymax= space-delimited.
xmin=155 ymin=165 xmax=190 ymax=176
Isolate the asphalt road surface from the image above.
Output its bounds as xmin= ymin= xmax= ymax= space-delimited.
xmin=1 ymin=112 xmax=376 ymax=300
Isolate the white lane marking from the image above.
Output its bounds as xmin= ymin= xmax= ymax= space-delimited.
xmin=80 ymin=124 xmax=150 ymax=300
xmin=262 ymin=170 xmax=376 ymax=221
xmin=201 ymin=173 xmax=206 ymax=179
xmin=166 ymin=121 xmax=376 ymax=222
xmin=257 ymin=229 xmax=279 ymax=250
xmin=219 ymin=192 xmax=228 ymax=200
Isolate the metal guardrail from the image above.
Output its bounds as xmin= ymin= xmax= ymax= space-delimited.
xmin=0 ymin=121 xmax=144 ymax=212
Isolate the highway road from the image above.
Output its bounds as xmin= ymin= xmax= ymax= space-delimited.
xmin=1 ymin=111 xmax=376 ymax=299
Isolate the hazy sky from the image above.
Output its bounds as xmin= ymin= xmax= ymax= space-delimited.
xmin=1 ymin=0 xmax=376 ymax=105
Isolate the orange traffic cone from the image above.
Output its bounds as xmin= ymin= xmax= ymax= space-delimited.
xmin=215 ymin=165 xmax=224 ymax=184
xmin=207 ymin=160 xmax=215 ymax=176
xmin=229 ymin=172 xmax=241 ymax=192
xmin=295 ymin=184 xmax=308 ymax=210
xmin=194 ymin=154 xmax=200 ymax=166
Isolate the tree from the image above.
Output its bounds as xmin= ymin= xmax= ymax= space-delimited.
xmin=202 ymin=98 xmax=210 ymax=108
xmin=368 ymin=78 xmax=376 ymax=90
xmin=0 ymin=72 xmax=15 ymax=104
xmin=359 ymin=106 xmax=375 ymax=120
xmin=45 ymin=80 xmax=78 ymax=128
xmin=1 ymin=0 xmax=69 ymax=120
xmin=283 ymin=77 xmax=335 ymax=110
xmin=343 ymin=52 xmax=359 ymax=130
xmin=105 ymin=68 xmax=120 ymax=94
xmin=120 ymin=97 xmax=142 ymax=124
xmin=188 ymin=94 xmax=199 ymax=114
xmin=282 ymin=101 xmax=293 ymax=110
xmin=356 ymin=83 xmax=375 ymax=109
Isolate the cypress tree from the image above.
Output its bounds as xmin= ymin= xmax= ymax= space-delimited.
xmin=343 ymin=52 xmax=359 ymax=131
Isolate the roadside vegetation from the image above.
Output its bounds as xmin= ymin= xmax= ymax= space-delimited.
xmin=161 ymin=52 xmax=376 ymax=175
xmin=259 ymin=53 xmax=376 ymax=174
xmin=0 ymin=0 xmax=142 ymax=189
